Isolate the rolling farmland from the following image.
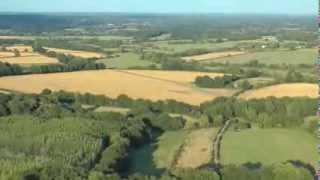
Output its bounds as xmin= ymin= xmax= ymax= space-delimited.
xmin=0 ymin=70 xmax=235 ymax=105
xmin=0 ymin=45 xmax=59 ymax=65
xmin=238 ymin=83 xmax=317 ymax=99
xmin=0 ymin=54 xmax=59 ymax=65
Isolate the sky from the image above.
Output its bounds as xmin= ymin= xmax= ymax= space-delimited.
xmin=0 ymin=0 xmax=316 ymax=15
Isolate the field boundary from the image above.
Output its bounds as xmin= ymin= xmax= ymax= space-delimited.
xmin=212 ymin=120 xmax=231 ymax=165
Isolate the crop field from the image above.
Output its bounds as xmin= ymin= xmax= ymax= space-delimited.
xmin=129 ymin=130 xmax=188 ymax=174
xmin=100 ymin=53 xmax=157 ymax=69
xmin=183 ymin=51 xmax=246 ymax=61
xmin=204 ymin=49 xmax=316 ymax=65
xmin=0 ymin=54 xmax=59 ymax=65
xmin=0 ymin=52 xmax=15 ymax=58
xmin=221 ymin=129 xmax=317 ymax=166
xmin=6 ymin=45 xmax=33 ymax=52
xmin=45 ymin=47 xmax=106 ymax=58
xmin=0 ymin=70 xmax=235 ymax=105
xmin=176 ymin=128 xmax=217 ymax=168
xmin=238 ymin=83 xmax=317 ymax=99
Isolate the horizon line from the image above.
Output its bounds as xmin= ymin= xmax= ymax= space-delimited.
xmin=0 ymin=11 xmax=315 ymax=16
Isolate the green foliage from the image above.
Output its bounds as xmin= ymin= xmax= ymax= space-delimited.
xmin=195 ymin=75 xmax=240 ymax=88
xmin=175 ymin=169 xmax=220 ymax=180
xmin=0 ymin=62 xmax=23 ymax=77
xmin=201 ymin=97 xmax=316 ymax=128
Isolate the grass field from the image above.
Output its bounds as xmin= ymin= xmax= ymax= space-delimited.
xmin=204 ymin=49 xmax=316 ymax=65
xmin=0 ymin=70 xmax=235 ymax=105
xmin=128 ymin=130 xmax=188 ymax=174
xmin=151 ymin=40 xmax=260 ymax=53
xmin=221 ymin=129 xmax=317 ymax=166
xmin=100 ymin=53 xmax=157 ymax=69
xmin=176 ymin=128 xmax=217 ymax=168
xmin=183 ymin=51 xmax=246 ymax=61
xmin=45 ymin=47 xmax=105 ymax=58
xmin=238 ymin=83 xmax=317 ymax=99
xmin=0 ymin=54 xmax=59 ymax=65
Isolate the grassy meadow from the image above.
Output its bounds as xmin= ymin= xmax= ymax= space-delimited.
xmin=100 ymin=53 xmax=157 ymax=69
xmin=221 ymin=128 xmax=318 ymax=166
xmin=205 ymin=49 xmax=316 ymax=65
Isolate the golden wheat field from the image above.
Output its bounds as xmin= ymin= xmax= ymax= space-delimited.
xmin=0 ymin=52 xmax=15 ymax=58
xmin=121 ymin=70 xmax=224 ymax=84
xmin=176 ymin=128 xmax=217 ymax=168
xmin=183 ymin=51 xmax=246 ymax=61
xmin=6 ymin=45 xmax=33 ymax=52
xmin=0 ymin=70 xmax=235 ymax=105
xmin=45 ymin=47 xmax=105 ymax=58
xmin=0 ymin=54 xmax=59 ymax=65
xmin=239 ymin=83 xmax=317 ymax=99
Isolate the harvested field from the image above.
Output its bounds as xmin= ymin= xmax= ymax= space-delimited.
xmin=183 ymin=51 xmax=245 ymax=61
xmin=239 ymin=83 xmax=317 ymax=99
xmin=45 ymin=47 xmax=105 ymax=58
xmin=6 ymin=45 xmax=33 ymax=52
xmin=0 ymin=52 xmax=15 ymax=58
xmin=176 ymin=128 xmax=217 ymax=168
xmin=121 ymin=70 xmax=224 ymax=84
xmin=0 ymin=70 xmax=235 ymax=105
xmin=0 ymin=54 xmax=59 ymax=65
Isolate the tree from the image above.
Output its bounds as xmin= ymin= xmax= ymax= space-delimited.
xmin=13 ymin=49 xmax=21 ymax=57
xmin=272 ymin=163 xmax=313 ymax=180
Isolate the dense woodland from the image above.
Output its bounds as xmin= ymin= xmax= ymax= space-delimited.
xmin=0 ymin=90 xmax=316 ymax=179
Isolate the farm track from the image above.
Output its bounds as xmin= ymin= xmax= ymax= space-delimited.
xmin=212 ymin=120 xmax=231 ymax=165
xmin=116 ymin=70 xmax=190 ymax=86
xmin=116 ymin=70 xmax=229 ymax=96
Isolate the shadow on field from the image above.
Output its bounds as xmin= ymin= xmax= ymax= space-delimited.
xmin=126 ymin=132 xmax=165 ymax=177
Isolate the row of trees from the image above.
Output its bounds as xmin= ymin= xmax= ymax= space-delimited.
xmin=195 ymin=75 xmax=240 ymax=88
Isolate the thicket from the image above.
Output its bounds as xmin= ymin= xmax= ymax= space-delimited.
xmin=195 ymin=75 xmax=240 ymax=88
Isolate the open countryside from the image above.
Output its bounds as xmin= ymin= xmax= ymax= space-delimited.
xmin=0 ymin=12 xmax=317 ymax=180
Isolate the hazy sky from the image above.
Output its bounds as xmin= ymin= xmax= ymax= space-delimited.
xmin=0 ymin=0 xmax=316 ymax=14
